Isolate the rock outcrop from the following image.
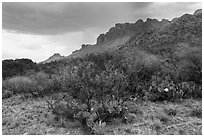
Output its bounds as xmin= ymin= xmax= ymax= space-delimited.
xmin=81 ymin=44 xmax=92 ymax=48
xmin=96 ymin=18 xmax=169 ymax=45
xmin=118 ymin=9 xmax=202 ymax=56
xmin=193 ymin=9 xmax=202 ymax=15
xmin=40 ymin=53 xmax=64 ymax=64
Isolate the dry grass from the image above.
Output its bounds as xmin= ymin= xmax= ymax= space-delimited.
xmin=2 ymin=94 xmax=202 ymax=135
xmin=2 ymin=95 xmax=83 ymax=135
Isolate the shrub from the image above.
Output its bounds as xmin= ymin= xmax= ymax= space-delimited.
xmin=148 ymin=74 xmax=177 ymax=101
xmin=30 ymin=72 xmax=51 ymax=95
xmin=191 ymin=85 xmax=202 ymax=99
xmin=2 ymin=90 xmax=13 ymax=99
xmin=123 ymin=113 xmax=137 ymax=124
xmin=175 ymin=46 xmax=202 ymax=85
xmin=4 ymin=76 xmax=37 ymax=95
xmin=48 ymin=90 xmax=130 ymax=134
xmin=47 ymin=95 xmax=80 ymax=121
xmin=62 ymin=60 xmax=130 ymax=109
xmin=178 ymin=82 xmax=202 ymax=99
xmin=147 ymin=73 xmax=201 ymax=101
xmin=3 ymin=72 xmax=63 ymax=97
xmin=91 ymin=121 xmax=106 ymax=135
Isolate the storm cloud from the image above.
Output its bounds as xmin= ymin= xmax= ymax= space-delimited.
xmin=3 ymin=2 xmax=152 ymax=35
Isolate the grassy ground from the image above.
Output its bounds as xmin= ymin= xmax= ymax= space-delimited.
xmin=2 ymin=94 xmax=202 ymax=135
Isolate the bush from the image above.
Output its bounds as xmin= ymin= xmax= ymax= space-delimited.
xmin=48 ymin=90 xmax=130 ymax=134
xmin=2 ymin=90 xmax=13 ymax=99
xmin=61 ymin=60 xmax=130 ymax=109
xmin=47 ymin=95 xmax=80 ymax=121
xmin=4 ymin=76 xmax=37 ymax=95
xmin=2 ymin=72 xmax=64 ymax=97
xmin=91 ymin=121 xmax=106 ymax=135
xmin=30 ymin=72 xmax=51 ymax=95
xmin=31 ymin=72 xmax=65 ymax=96
xmin=147 ymin=73 xmax=202 ymax=101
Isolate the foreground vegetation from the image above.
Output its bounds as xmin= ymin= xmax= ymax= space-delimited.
xmin=2 ymin=49 xmax=202 ymax=135
xmin=2 ymin=93 xmax=202 ymax=135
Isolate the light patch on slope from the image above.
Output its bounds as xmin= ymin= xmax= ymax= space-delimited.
xmin=68 ymin=35 xmax=132 ymax=58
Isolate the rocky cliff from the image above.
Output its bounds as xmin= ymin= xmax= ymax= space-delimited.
xmin=96 ymin=18 xmax=169 ymax=45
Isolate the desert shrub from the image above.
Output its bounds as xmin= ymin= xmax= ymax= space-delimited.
xmin=174 ymin=45 xmax=202 ymax=85
xmin=122 ymin=51 xmax=162 ymax=97
xmin=33 ymin=73 xmax=67 ymax=96
xmin=191 ymin=85 xmax=202 ymax=99
xmin=62 ymin=60 xmax=130 ymax=109
xmin=29 ymin=72 xmax=71 ymax=96
xmin=4 ymin=76 xmax=38 ymax=95
xmin=48 ymin=90 xmax=130 ymax=134
xmin=29 ymin=72 xmax=51 ymax=96
xmin=2 ymin=72 xmax=63 ymax=97
xmin=2 ymin=90 xmax=13 ymax=99
xmin=55 ymin=72 xmax=71 ymax=93
xmin=46 ymin=75 xmax=63 ymax=93
xmin=177 ymin=60 xmax=201 ymax=84
xmin=147 ymin=74 xmax=176 ymax=101
xmin=47 ymin=94 xmax=80 ymax=121
xmin=178 ymin=82 xmax=202 ymax=99
xmin=91 ymin=121 xmax=106 ymax=135
xmin=123 ymin=112 xmax=137 ymax=124
xmin=73 ymin=99 xmax=129 ymax=133
xmin=147 ymin=73 xmax=202 ymax=101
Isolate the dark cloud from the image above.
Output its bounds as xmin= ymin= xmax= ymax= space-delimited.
xmin=2 ymin=2 xmax=201 ymax=35
xmin=2 ymin=2 xmax=152 ymax=35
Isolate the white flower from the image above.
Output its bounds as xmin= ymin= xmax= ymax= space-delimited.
xmin=164 ymin=88 xmax=169 ymax=92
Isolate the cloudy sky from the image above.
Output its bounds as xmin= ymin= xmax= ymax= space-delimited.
xmin=2 ymin=2 xmax=201 ymax=62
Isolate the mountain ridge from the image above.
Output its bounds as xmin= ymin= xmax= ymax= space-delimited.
xmin=40 ymin=53 xmax=64 ymax=64
xmin=40 ymin=9 xmax=201 ymax=64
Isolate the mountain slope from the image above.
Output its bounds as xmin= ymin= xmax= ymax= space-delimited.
xmin=68 ymin=18 xmax=169 ymax=59
xmin=41 ymin=9 xmax=201 ymax=63
xmin=40 ymin=53 xmax=64 ymax=64
xmin=118 ymin=9 xmax=202 ymax=55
